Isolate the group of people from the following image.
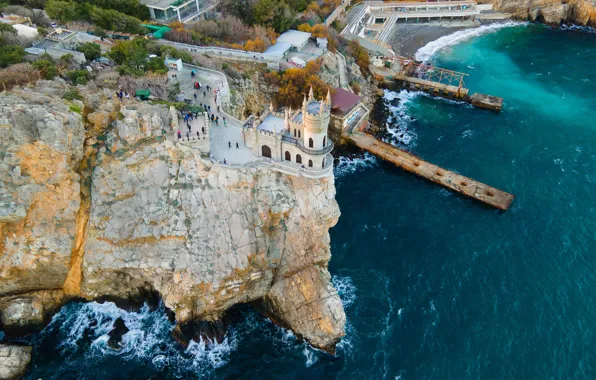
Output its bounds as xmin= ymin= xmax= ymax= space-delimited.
xmin=177 ymin=124 xmax=206 ymax=141
xmin=116 ymin=89 xmax=130 ymax=101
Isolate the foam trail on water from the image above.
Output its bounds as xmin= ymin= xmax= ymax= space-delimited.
xmin=335 ymin=153 xmax=377 ymax=177
xmin=415 ymin=21 xmax=527 ymax=62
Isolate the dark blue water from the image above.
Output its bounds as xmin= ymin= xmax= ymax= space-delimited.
xmin=15 ymin=24 xmax=596 ymax=379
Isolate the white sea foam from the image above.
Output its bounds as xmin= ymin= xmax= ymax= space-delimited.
xmin=560 ymin=24 xmax=596 ymax=34
xmin=415 ymin=21 xmax=527 ymax=62
xmin=332 ymin=275 xmax=357 ymax=308
xmin=302 ymin=344 xmax=319 ymax=367
xmin=383 ymin=89 xmax=421 ymax=144
xmin=46 ymin=301 xmax=238 ymax=374
xmin=334 ymin=153 xmax=377 ymax=177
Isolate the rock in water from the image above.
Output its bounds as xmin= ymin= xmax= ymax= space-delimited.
xmin=0 ymin=345 xmax=32 ymax=380
xmin=107 ymin=317 xmax=130 ymax=350
xmin=0 ymin=80 xmax=345 ymax=352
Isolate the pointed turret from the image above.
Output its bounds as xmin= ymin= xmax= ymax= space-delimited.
xmin=319 ymin=98 xmax=325 ymax=114
xmin=302 ymin=93 xmax=308 ymax=114
xmin=308 ymin=85 xmax=314 ymax=102
xmin=326 ymin=89 xmax=332 ymax=105
xmin=269 ymin=101 xmax=274 ymax=113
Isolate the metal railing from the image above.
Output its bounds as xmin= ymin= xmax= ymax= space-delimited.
xmin=281 ymin=135 xmax=334 ymax=155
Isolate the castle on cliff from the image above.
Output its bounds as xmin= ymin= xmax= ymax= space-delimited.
xmin=242 ymin=86 xmax=334 ymax=172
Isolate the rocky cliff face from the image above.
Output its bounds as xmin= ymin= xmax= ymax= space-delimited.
xmin=0 ymin=80 xmax=345 ymax=353
xmin=482 ymin=0 xmax=596 ymax=26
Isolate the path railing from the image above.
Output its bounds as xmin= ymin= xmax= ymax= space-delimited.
xmin=281 ymin=135 xmax=335 ymax=155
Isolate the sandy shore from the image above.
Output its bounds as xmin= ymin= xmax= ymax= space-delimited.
xmin=386 ymin=24 xmax=469 ymax=57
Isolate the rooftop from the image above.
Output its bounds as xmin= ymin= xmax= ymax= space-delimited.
xmin=263 ymin=42 xmax=293 ymax=58
xmin=257 ymin=114 xmax=285 ymax=134
xmin=140 ymin=0 xmax=194 ymax=10
xmin=306 ymin=101 xmax=324 ymax=115
xmin=276 ymin=30 xmax=311 ymax=47
xmin=331 ymin=88 xmax=362 ymax=115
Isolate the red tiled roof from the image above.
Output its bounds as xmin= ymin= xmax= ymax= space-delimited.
xmin=331 ymin=87 xmax=361 ymax=114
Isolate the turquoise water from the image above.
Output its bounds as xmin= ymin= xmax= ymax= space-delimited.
xmin=14 ymin=24 xmax=596 ymax=379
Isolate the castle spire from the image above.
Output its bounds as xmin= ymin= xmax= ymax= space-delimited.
xmin=326 ymin=89 xmax=331 ymax=105
xmin=308 ymin=85 xmax=314 ymax=102
xmin=269 ymin=101 xmax=274 ymax=113
xmin=319 ymin=98 xmax=325 ymax=114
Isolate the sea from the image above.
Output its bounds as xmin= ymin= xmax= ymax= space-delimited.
xmin=10 ymin=23 xmax=596 ymax=379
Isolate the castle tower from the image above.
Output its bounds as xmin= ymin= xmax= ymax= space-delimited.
xmin=301 ymin=91 xmax=330 ymax=151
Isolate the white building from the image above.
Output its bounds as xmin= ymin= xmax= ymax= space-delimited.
xmin=242 ymin=86 xmax=334 ymax=170
xmin=275 ymin=30 xmax=312 ymax=51
xmin=141 ymin=0 xmax=214 ymax=23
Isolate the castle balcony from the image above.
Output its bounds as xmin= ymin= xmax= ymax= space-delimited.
xmin=281 ymin=135 xmax=334 ymax=155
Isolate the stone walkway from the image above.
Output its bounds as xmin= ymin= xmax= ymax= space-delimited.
xmin=168 ymin=65 xmax=259 ymax=165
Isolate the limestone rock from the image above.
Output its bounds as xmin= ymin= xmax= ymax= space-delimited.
xmin=0 ymin=83 xmax=85 ymax=296
xmin=0 ymin=345 xmax=32 ymax=380
xmin=0 ymin=290 xmax=64 ymax=334
xmin=0 ymin=80 xmax=346 ymax=352
xmin=262 ymin=266 xmax=346 ymax=353
xmin=490 ymin=0 xmax=596 ymax=26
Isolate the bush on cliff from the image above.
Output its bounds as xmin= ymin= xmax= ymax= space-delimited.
xmin=265 ymin=59 xmax=331 ymax=108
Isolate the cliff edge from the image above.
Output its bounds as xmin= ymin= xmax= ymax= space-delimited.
xmin=481 ymin=0 xmax=596 ymax=26
xmin=0 ymin=80 xmax=345 ymax=353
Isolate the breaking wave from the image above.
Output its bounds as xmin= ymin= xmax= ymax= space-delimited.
xmin=415 ymin=21 xmax=527 ymax=62
xmin=335 ymin=153 xmax=377 ymax=177
xmin=40 ymin=301 xmax=240 ymax=377
xmin=560 ymin=24 xmax=596 ymax=34
xmin=383 ymin=89 xmax=421 ymax=145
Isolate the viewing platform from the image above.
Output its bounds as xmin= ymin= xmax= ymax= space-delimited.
xmin=349 ymin=132 xmax=515 ymax=210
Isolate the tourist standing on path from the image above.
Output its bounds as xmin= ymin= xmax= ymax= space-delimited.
xmin=177 ymin=130 xmax=181 ymax=140
xmin=228 ymin=141 xmax=231 ymax=148
xmin=201 ymin=126 xmax=205 ymax=134
xmin=197 ymin=131 xmax=200 ymax=138
xmin=194 ymin=93 xmax=197 ymax=101
xmin=236 ymin=142 xmax=239 ymax=149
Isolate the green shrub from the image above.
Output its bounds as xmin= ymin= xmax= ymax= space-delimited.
xmin=62 ymin=88 xmax=84 ymax=101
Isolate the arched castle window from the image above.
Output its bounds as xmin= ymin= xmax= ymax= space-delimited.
xmin=296 ymin=154 xmax=302 ymax=164
xmin=298 ymin=130 xmax=301 ymax=138
xmin=294 ymin=129 xmax=296 ymax=137
xmin=285 ymin=151 xmax=291 ymax=161
xmin=308 ymin=160 xmax=313 ymax=167
xmin=309 ymin=138 xmax=313 ymax=148
xmin=323 ymin=136 xmax=326 ymax=146
xmin=262 ymin=145 xmax=272 ymax=158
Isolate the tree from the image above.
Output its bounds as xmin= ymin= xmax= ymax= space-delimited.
xmin=0 ymin=45 xmax=26 ymax=68
xmin=32 ymin=59 xmax=58 ymax=79
xmin=45 ymin=0 xmax=78 ymax=22
xmin=347 ymin=40 xmax=370 ymax=75
xmin=77 ymin=42 xmax=102 ymax=61
xmin=0 ymin=24 xmax=17 ymax=34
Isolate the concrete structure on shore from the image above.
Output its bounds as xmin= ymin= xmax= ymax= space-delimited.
xmin=350 ymin=132 xmax=515 ymax=210
xmin=141 ymin=0 xmax=216 ymax=23
xmin=342 ymin=1 xmax=481 ymax=45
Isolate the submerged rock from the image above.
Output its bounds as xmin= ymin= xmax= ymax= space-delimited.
xmin=0 ymin=345 xmax=32 ymax=380
xmin=107 ymin=317 xmax=130 ymax=349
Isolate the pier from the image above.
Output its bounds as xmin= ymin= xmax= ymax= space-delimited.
xmin=372 ymin=57 xmax=504 ymax=111
xmin=349 ymin=132 xmax=515 ymax=210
